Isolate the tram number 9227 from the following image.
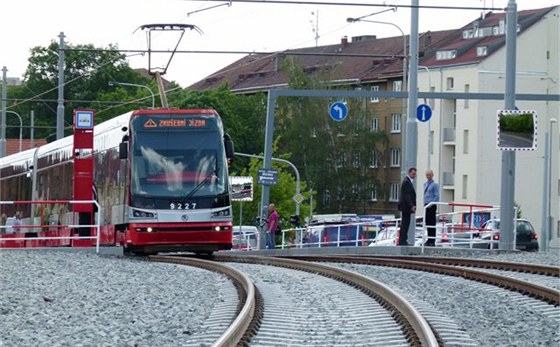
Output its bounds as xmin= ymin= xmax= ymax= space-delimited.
xmin=170 ymin=202 xmax=197 ymax=210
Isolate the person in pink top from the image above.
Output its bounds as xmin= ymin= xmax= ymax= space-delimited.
xmin=266 ymin=203 xmax=278 ymax=250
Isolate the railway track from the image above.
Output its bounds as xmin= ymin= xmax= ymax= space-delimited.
xmin=152 ymin=254 xmax=440 ymax=346
xmin=148 ymin=254 xmax=558 ymax=346
xmin=277 ymin=255 xmax=560 ymax=305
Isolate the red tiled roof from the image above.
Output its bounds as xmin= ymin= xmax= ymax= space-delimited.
xmin=188 ymin=6 xmax=556 ymax=92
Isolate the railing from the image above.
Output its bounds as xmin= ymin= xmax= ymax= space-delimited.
xmin=278 ymin=220 xmax=395 ymax=249
xmin=0 ymin=200 xmax=101 ymax=253
xmin=419 ymin=202 xmax=502 ymax=252
xmin=271 ymin=201 xmax=505 ymax=253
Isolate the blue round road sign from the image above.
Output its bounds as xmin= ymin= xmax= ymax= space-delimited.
xmin=329 ymin=102 xmax=348 ymax=121
xmin=416 ymin=104 xmax=432 ymax=122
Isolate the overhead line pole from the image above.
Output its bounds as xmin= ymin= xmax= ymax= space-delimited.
xmin=499 ymin=0 xmax=518 ymax=250
xmin=403 ymin=0 xmax=419 ymax=244
xmin=56 ymin=32 xmax=65 ymax=140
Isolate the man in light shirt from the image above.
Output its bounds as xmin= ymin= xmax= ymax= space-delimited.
xmin=423 ymin=170 xmax=440 ymax=246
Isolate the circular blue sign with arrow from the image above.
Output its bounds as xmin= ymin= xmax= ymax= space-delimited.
xmin=329 ymin=102 xmax=348 ymax=121
xmin=416 ymin=104 xmax=432 ymax=122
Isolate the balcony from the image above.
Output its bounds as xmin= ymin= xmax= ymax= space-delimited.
xmin=442 ymin=172 xmax=455 ymax=187
xmin=443 ymin=128 xmax=456 ymax=144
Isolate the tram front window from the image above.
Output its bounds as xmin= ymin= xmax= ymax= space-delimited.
xmin=131 ymin=131 xmax=226 ymax=198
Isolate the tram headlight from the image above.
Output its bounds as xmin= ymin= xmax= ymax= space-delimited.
xmin=132 ymin=209 xmax=156 ymax=218
xmin=212 ymin=208 xmax=231 ymax=217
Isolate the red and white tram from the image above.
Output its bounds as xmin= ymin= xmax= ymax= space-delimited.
xmin=0 ymin=109 xmax=235 ymax=254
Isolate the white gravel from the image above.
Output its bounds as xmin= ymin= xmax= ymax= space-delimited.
xmin=1 ymin=248 xmax=558 ymax=346
xmin=0 ymin=249 xmax=231 ymax=347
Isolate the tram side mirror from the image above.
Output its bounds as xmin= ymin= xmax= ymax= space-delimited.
xmin=497 ymin=110 xmax=537 ymax=151
xmin=119 ymin=134 xmax=129 ymax=159
xmin=119 ymin=142 xmax=128 ymax=159
xmin=224 ymin=133 xmax=234 ymax=160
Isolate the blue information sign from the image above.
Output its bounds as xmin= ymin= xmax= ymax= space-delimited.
xmin=416 ymin=104 xmax=432 ymax=122
xmin=329 ymin=102 xmax=348 ymax=121
xmin=257 ymin=169 xmax=278 ymax=186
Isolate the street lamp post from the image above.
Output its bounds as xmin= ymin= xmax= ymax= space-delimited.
xmin=109 ymin=81 xmax=156 ymax=109
xmin=6 ymin=110 xmax=22 ymax=153
xmin=346 ymin=16 xmax=407 ymax=179
xmin=542 ymin=118 xmax=557 ymax=252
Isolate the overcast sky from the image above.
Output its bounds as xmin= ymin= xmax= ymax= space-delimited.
xmin=1 ymin=0 xmax=557 ymax=87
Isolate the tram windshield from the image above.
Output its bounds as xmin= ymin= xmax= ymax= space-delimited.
xmin=129 ymin=114 xmax=227 ymax=199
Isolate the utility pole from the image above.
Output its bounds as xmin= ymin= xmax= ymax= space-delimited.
xmin=404 ymin=0 xmax=420 ymax=244
xmin=56 ymin=32 xmax=65 ymax=140
xmin=1 ymin=66 xmax=7 ymax=157
xmin=499 ymin=0 xmax=517 ymax=250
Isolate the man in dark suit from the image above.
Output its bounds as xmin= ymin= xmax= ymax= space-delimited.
xmin=398 ymin=167 xmax=417 ymax=245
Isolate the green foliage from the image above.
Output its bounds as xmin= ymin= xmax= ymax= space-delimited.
xmin=514 ymin=201 xmax=523 ymax=218
xmin=499 ymin=113 xmax=534 ymax=133
xmin=6 ymin=40 xmax=155 ymax=141
xmin=230 ymin=141 xmax=313 ymax=231
xmin=275 ymin=57 xmax=389 ymax=214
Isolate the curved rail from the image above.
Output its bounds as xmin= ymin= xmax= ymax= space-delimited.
xmin=149 ymin=255 xmax=256 ymax=347
xmin=376 ymin=255 xmax=560 ymax=277
xmin=281 ymin=255 xmax=560 ymax=305
xmin=217 ymin=254 xmax=439 ymax=347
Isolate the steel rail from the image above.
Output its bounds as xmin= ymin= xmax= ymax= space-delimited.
xmin=281 ymin=255 xmax=560 ymax=305
xmin=375 ymin=256 xmax=560 ymax=277
xmin=149 ymin=255 xmax=256 ymax=347
xmin=217 ymin=254 xmax=439 ymax=347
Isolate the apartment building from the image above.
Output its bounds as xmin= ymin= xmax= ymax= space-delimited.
xmin=190 ymin=6 xmax=559 ymax=243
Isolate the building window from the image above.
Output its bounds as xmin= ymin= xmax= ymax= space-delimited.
xmin=429 ymin=130 xmax=434 ymax=155
xmin=391 ymin=113 xmax=401 ymax=133
xmin=429 ymin=86 xmax=435 ymax=109
xmin=353 ymin=152 xmax=361 ymax=168
xmin=352 ymin=183 xmax=359 ymax=197
xmin=390 ymin=148 xmax=401 ymax=167
xmin=370 ymin=150 xmax=379 ymax=168
xmin=370 ymin=117 xmax=378 ymax=132
xmin=323 ymin=189 xmax=331 ymax=206
xmin=393 ymin=80 xmax=402 ymax=92
xmin=462 ymin=175 xmax=468 ymax=199
xmin=368 ymin=184 xmax=377 ymax=201
xmin=353 ymin=117 xmax=364 ymax=135
xmin=436 ymin=50 xmax=457 ymax=61
xmin=446 ymin=77 xmax=454 ymax=90
xmin=370 ymin=85 xmax=379 ymax=103
xmin=476 ymin=46 xmax=488 ymax=57
xmin=464 ymin=84 xmax=470 ymax=108
xmin=463 ymin=129 xmax=469 ymax=154
xmin=389 ymin=183 xmax=399 ymax=202
xmin=337 ymin=151 xmax=346 ymax=168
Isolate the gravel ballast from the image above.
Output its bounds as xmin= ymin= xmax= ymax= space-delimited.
xmin=1 ymin=248 xmax=558 ymax=346
xmin=0 ymin=249 xmax=231 ymax=347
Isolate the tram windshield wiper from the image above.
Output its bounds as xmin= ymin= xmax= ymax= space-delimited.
xmin=184 ymin=162 xmax=218 ymax=200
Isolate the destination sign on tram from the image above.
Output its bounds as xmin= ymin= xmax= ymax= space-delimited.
xmin=143 ymin=118 xmax=208 ymax=129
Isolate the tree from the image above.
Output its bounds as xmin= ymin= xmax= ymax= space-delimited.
xmin=275 ymin=57 xmax=389 ymax=215
xmin=6 ymin=41 xmax=153 ymax=141
xmin=229 ymin=146 xmax=312 ymax=232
